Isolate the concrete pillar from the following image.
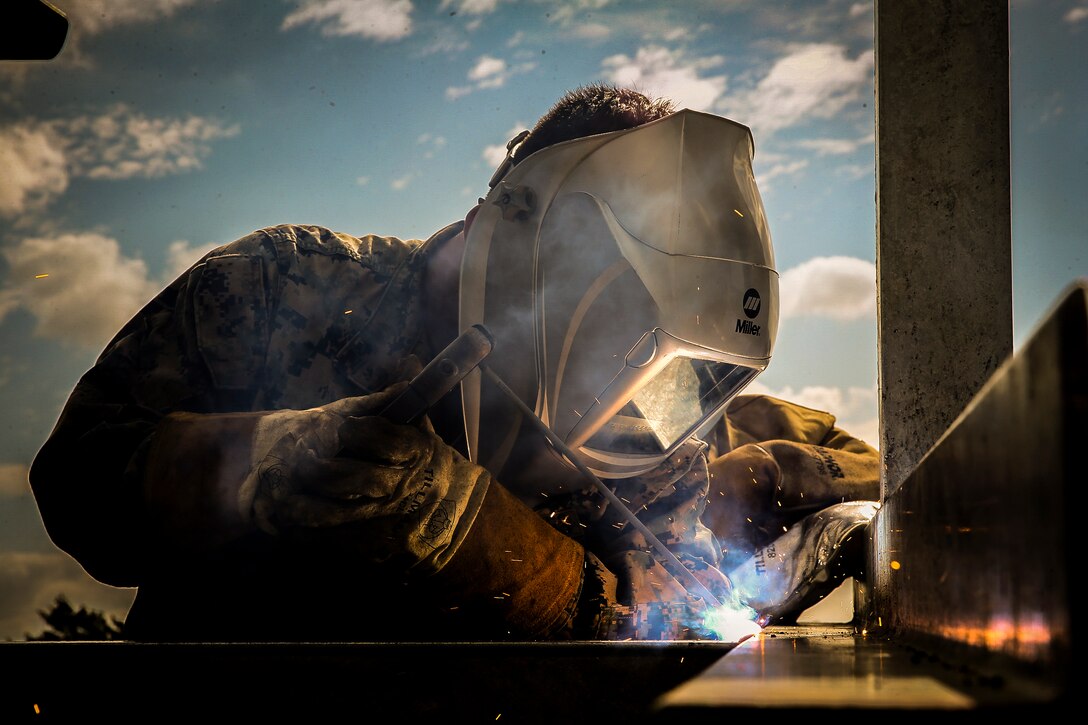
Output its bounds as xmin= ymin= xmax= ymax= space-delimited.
xmin=875 ymin=1 xmax=1012 ymax=496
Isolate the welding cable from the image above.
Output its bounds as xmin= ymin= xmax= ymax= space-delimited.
xmin=480 ymin=364 xmax=724 ymax=609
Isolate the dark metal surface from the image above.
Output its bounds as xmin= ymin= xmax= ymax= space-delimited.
xmin=655 ymin=625 xmax=1062 ymax=721
xmin=867 ymin=281 xmax=1086 ymax=696
xmin=0 ymin=639 xmax=734 ymax=722
xmin=876 ymin=0 xmax=1013 ymax=494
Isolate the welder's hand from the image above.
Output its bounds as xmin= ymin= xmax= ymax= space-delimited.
xmin=239 ymin=390 xmax=492 ymax=573
xmin=704 ymin=440 xmax=879 ymax=570
xmin=142 ymin=384 xmax=413 ymax=553
xmin=727 ymin=500 xmax=878 ymax=625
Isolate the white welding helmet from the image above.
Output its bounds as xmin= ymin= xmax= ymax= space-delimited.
xmin=460 ymin=109 xmax=778 ymax=479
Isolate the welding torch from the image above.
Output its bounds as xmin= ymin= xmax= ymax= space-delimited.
xmin=380 ymin=324 xmax=495 ymax=424
xmin=380 ymin=323 xmax=724 ymax=610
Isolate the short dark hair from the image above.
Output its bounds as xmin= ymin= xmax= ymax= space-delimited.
xmin=511 ymin=83 xmax=676 ymax=165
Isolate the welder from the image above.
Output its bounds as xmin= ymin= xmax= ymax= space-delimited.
xmin=29 ymin=84 xmax=879 ymax=642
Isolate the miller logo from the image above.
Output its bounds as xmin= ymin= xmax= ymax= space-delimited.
xmin=736 ymin=288 xmax=762 ymax=336
xmin=742 ymin=288 xmax=761 ymax=319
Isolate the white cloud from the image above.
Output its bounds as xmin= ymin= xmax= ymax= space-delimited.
xmin=601 ymin=45 xmax=728 ymax=112
xmin=0 ymin=125 xmax=69 ymax=217
xmin=1065 ymin=6 xmax=1088 ymax=23
xmin=446 ymin=55 xmax=536 ymax=100
xmin=573 ymin=22 xmax=611 ymax=40
xmin=0 ymin=232 xmax=206 ymax=350
xmin=506 ymin=30 xmax=525 ymax=47
xmin=416 ymin=133 xmax=447 ymax=159
xmin=56 ymin=104 xmax=240 ymax=181
xmin=482 ymin=122 xmax=528 ymax=168
xmin=745 ymin=381 xmax=879 ymax=448
xmin=756 ymin=159 xmax=808 ymax=189
xmin=468 ymin=55 xmax=506 ymax=81
xmin=356 ymin=175 xmax=371 ymax=186
xmin=53 ymin=0 xmax=199 ymax=35
xmin=547 ymin=0 xmax=612 ymax=26
xmin=164 ymin=239 xmax=220 ymax=281
xmin=779 ymin=255 xmax=876 ymax=321
xmin=849 ymin=3 xmax=870 ymax=18
xmin=719 ymin=44 xmax=873 ymax=139
xmin=0 ymin=552 xmax=135 ymax=641
xmin=456 ymin=0 xmax=503 ymax=14
xmin=445 ymin=85 xmax=473 ymax=101
xmin=794 ymin=132 xmax=873 ymax=156
xmin=391 ymin=172 xmax=416 ymax=190
xmin=0 ymin=107 xmax=238 ymax=219
xmin=0 ymin=464 xmax=30 ymax=498
xmin=282 ymin=0 xmax=414 ymax=41
xmin=836 ymin=163 xmax=872 ymax=181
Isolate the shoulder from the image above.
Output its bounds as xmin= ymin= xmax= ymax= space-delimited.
xmin=724 ymin=393 xmax=838 ymax=446
xmin=219 ymin=224 xmax=424 ymax=277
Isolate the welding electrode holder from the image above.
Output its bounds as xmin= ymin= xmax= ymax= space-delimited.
xmin=381 ymin=324 xmax=495 ymax=425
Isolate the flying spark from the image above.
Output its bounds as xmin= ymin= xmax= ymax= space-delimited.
xmin=34 ymin=274 xmax=49 ymax=279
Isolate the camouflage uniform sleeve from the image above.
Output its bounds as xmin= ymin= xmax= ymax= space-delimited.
xmin=29 ymin=229 xmax=280 ymax=586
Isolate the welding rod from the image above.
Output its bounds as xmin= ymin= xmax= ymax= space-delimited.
xmin=480 ymin=364 xmax=724 ymax=610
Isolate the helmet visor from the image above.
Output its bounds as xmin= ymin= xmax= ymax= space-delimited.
xmin=565 ymin=329 xmax=761 ymax=470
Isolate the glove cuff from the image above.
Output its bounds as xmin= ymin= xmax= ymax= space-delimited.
xmin=430 ymin=480 xmax=586 ymax=638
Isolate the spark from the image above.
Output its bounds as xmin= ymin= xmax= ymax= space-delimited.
xmin=620 ymin=497 xmax=631 ymax=503
xmin=746 ymin=517 xmax=752 ymax=523
xmin=510 ymin=559 xmax=522 ymax=562
xmin=890 ymin=560 xmax=901 ymax=570
xmin=782 ymin=526 xmax=788 ymax=532
xmin=34 ymin=704 xmax=41 ymax=715
xmin=733 ymin=209 xmax=744 ymax=217
xmin=703 ymin=600 xmax=761 ymax=641
xmin=344 ymin=309 xmax=353 ymax=314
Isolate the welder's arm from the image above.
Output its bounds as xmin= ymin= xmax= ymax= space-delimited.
xmin=145 ymin=397 xmax=599 ymax=639
xmin=702 ymin=394 xmax=879 ymax=560
xmin=29 ymin=272 xmax=210 ymax=586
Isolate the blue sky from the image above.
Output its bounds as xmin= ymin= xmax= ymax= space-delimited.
xmin=0 ymin=0 xmax=1084 ymax=639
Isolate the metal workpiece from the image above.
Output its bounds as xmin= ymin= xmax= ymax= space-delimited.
xmin=654 ymin=625 xmax=1062 ymax=719
xmin=866 ymin=281 xmax=1086 ymax=702
xmin=875 ymin=1 xmax=1013 ymax=496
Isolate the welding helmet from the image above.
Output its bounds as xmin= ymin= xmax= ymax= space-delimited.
xmin=459 ymin=109 xmax=778 ymax=480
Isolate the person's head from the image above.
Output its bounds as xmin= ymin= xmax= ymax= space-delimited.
xmin=483 ymin=84 xmax=677 ymax=195
xmin=460 ymin=85 xmax=778 ymax=492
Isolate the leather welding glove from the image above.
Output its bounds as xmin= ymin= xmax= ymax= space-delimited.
xmin=726 ymin=500 xmax=878 ymax=625
xmin=143 ymin=384 xmax=592 ymax=639
xmin=703 ymin=440 xmax=879 ymax=571
xmin=140 ymin=384 xmax=416 ymax=554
